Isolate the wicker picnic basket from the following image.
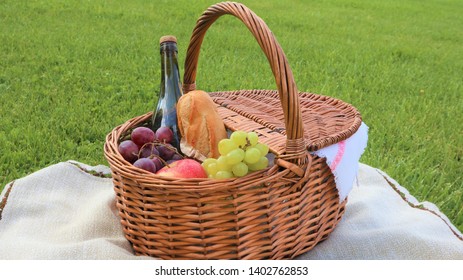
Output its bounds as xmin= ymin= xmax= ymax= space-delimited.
xmin=104 ymin=2 xmax=362 ymax=260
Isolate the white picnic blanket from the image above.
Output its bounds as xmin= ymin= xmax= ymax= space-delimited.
xmin=0 ymin=161 xmax=462 ymax=259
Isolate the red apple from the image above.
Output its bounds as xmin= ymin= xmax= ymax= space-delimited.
xmin=155 ymin=159 xmax=207 ymax=179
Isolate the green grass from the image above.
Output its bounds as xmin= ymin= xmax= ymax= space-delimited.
xmin=1 ymin=0 xmax=462 ymax=232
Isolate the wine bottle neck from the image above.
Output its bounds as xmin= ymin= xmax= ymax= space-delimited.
xmin=160 ymin=43 xmax=181 ymax=96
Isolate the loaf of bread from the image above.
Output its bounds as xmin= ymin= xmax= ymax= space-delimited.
xmin=177 ymin=90 xmax=228 ymax=159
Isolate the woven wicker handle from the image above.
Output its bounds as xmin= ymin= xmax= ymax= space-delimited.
xmin=183 ymin=2 xmax=304 ymax=145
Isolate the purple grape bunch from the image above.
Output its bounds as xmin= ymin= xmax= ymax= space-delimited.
xmin=117 ymin=126 xmax=182 ymax=173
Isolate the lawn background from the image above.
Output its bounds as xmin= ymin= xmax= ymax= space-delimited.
xmin=1 ymin=0 xmax=462 ymax=231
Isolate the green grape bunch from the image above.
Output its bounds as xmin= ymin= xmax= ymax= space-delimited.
xmin=202 ymin=131 xmax=270 ymax=179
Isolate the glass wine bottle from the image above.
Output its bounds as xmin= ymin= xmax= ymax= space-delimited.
xmin=152 ymin=35 xmax=183 ymax=151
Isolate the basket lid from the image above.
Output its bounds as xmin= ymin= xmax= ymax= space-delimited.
xmin=210 ymin=90 xmax=362 ymax=155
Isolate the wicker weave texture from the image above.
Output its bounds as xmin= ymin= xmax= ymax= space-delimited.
xmin=104 ymin=2 xmax=360 ymax=259
xmin=211 ymin=90 xmax=362 ymax=153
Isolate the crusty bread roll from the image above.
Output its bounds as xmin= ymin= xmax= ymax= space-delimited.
xmin=177 ymin=90 xmax=227 ymax=159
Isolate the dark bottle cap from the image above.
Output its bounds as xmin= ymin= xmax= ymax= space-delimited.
xmin=160 ymin=35 xmax=177 ymax=44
